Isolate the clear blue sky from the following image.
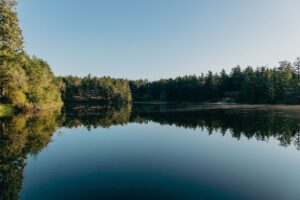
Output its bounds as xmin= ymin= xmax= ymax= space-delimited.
xmin=17 ymin=0 xmax=300 ymax=80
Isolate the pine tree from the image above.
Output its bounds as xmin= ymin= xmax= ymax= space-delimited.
xmin=0 ymin=0 xmax=24 ymax=61
xmin=0 ymin=0 xmax=28 ymax=108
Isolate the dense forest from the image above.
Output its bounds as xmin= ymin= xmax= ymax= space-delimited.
xmin=0 ymin=0 xmax=62 ymax=111
xmin=59 ymin=75 xmax=132 ymax=104
xmin=2 ymin=0 xmax=300 ymax=115
xmin=130 ymin=59 xmax=300 ymax=104
xmin=60 ymin=59 xmax=300 ymax=105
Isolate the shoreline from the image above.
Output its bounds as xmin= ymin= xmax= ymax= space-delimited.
xmin=3 ymin=101 xmax=300 ymax=118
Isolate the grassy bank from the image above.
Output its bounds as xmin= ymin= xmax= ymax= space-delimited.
xmin=0 ymin=104 xmax=15 ymax=118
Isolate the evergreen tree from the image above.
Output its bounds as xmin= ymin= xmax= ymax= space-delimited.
xmin=0 ymin=0 xmax=62 ymax=110
xmin=0 ymin=0 xmax=28 ymax=108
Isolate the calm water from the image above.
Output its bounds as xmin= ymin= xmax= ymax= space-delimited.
xmin=1 ymin=104 xmax=300 ymax=200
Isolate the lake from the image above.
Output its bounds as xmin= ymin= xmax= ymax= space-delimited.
xmin=1 ymin=104 xmax=300 ymax=200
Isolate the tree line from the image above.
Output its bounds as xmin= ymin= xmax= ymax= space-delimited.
xmin=59 ymin=75 xmax=132 ymax=104
xmin=0 ymin=0 xmax=62 ymax=110
xmin=130 ymin=59 xmax=300 ymax=103
xmin=60 ymin=58 xmax=300 ymax=105
xmin=2 ymin=0 xmax=300 ymax=111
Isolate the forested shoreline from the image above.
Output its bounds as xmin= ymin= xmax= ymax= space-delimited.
xmin=60 ymin=60 xmax=300 ymax=105
xmin=0 ymin=0 xmax=62 ymax=111
xmin=129 ymin=59 xmax=300 ymax=104
xmin=59 ymin=75 xmax=132 ymax=104
xmin=2 ymin=0 xmax=300 ymax=117
xmin=60 ymin=59 xmax=300 ymax=105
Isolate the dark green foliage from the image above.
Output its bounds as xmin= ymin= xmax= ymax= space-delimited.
xmin=59 ymin=75 xmax=132 ymax=104
xmin=130 ymin=60 xmax=300 ymax=104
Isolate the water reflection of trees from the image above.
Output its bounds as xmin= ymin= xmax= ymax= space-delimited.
xmin=62 ymin=104 xmax=132 ymax=130
xmin=2 ymin=105 xmax=300 ymax=199
xmin=131 ymin=105 xmax=300 ymax=150
xmin=0 ymin=110 xmax=62 ymax=200
xmin=60 ymin=104 xmax=300 ymax=150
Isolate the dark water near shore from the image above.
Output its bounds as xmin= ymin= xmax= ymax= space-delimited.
xmin=1 ymin=104 xmax=300 ymax=200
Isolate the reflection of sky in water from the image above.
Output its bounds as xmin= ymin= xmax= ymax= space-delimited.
xmin=21 ymin=121 xmax=300 ymax=200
